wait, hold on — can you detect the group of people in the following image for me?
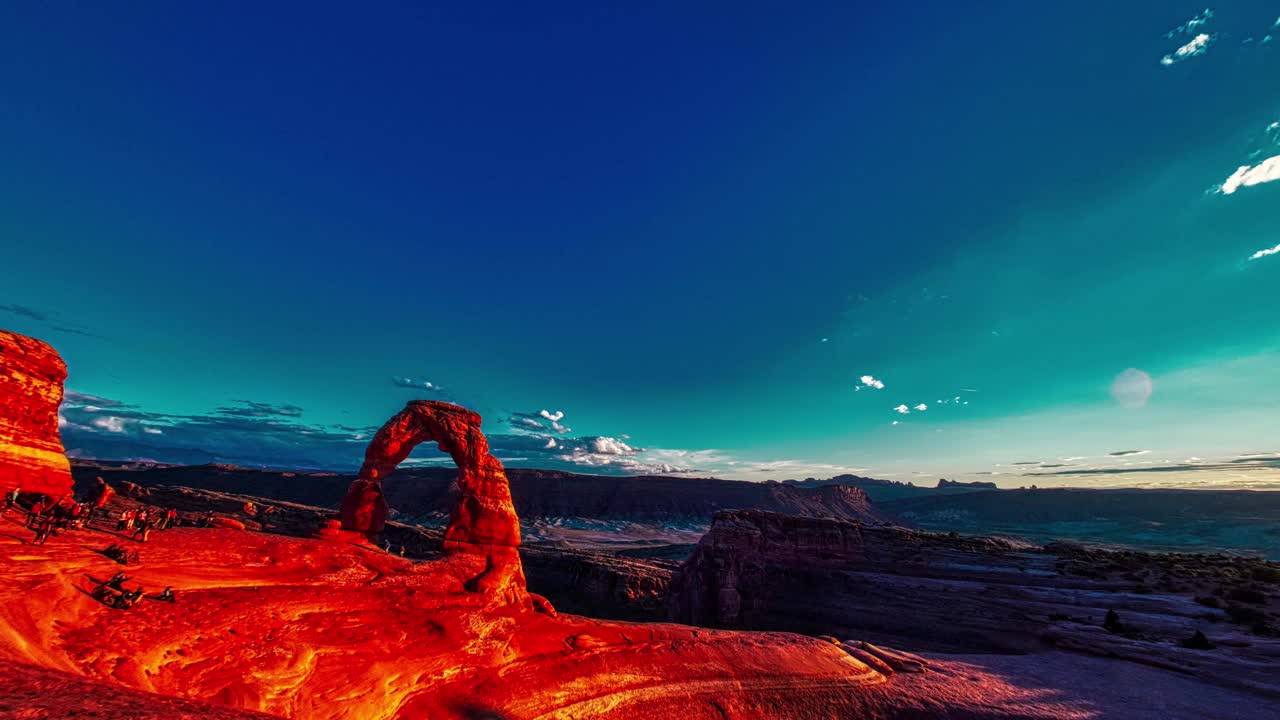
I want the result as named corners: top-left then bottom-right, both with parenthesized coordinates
top-left (21, 495), bottom-right (94, 545)
top-left (115, 506), bottom-right (180, 542)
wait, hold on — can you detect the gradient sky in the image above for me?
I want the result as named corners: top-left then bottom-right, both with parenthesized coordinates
top-left (3, 3), bottom-right (1280, 487)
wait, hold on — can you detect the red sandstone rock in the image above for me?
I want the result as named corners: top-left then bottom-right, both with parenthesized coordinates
top-left (0, 330), bottom-right (73, 500)
top-left (341, 401), bottom-right (526, 601)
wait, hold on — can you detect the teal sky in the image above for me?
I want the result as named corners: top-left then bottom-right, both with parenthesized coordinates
top-left (3, 3), bottom-right (1280, 487)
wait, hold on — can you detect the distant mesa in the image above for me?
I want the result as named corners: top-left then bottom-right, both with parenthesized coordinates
top-left (936, 478), bottom-right (996, 490)
top-left (0, 329), bottom-right (74, 499)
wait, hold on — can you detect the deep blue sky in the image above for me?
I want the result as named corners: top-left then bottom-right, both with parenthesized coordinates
top-left (4, 2), bottom-right (1280, 486)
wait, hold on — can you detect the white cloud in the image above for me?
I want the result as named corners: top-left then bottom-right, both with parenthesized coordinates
top-left (1160, 33), bottom-right (1213, 65)
top-left (914, 403), bottom-right (928, 411)
top-left (539, 409), bottom-right (565, 422)
top-left (513, 417), bottom-right (545, 430)
top-left (1249, 242), bottom-right (1280, 261)
top-left (551, 421), bottom-right (571, 434)
top-left (891, 420), bottom-right (900, 425)
top-left (92, 416), bottom-right (128, 433)
top-left (544, 438), bottom-right (557, 449)
top-left (893, 404), bottom-right (911, 414)
top-left (589, 436), bottom-right (635, 455)
top-left (1220, 154), bottom-right (1280, 194)
top-left (143, 427), bottom-right (163, 435)
top-left (859, 375), bottom-right (885, 390)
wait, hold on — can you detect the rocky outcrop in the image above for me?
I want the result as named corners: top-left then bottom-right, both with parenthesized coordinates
top-left (0, 330), bottom-right (72, 499)
top-left (669, 509), bottom-right (1280, 698)
top-left (521, 545), bottom-right (676, 621)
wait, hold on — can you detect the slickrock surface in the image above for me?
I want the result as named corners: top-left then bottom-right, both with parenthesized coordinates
top-left (669, 509), bottom-right (1280, 699)
top-left (0, 524), bottom-right (901, 719)
top-left (0, 330), bottom-right (73, 499)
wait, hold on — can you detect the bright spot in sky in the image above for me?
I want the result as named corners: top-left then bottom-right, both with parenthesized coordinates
top-left (1110, 368), bottom-right (1153, 409)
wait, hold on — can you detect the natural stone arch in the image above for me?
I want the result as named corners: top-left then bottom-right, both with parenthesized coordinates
top-left (338, 401), bottom-right (529, 601)
top-left (340, 400), bottom-right (520, 548)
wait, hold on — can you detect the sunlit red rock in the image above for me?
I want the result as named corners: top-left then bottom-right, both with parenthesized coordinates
top-left (0, 329), bottom-right (73, 499)
top-left (341, 400), bottom-right (527, 601)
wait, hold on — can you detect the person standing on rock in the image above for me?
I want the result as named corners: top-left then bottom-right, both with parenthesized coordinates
top-left (131, 516), bottom-right (153, 543)
top-left (1, 487), bottom-right (19, 516)
top-left (26, 496), bottom-right (46, 528)
top-left (32, 514), bottom-right (53, 545)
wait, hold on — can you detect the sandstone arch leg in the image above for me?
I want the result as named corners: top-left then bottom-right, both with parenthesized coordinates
top-left (339, 401), bottom-right (526, 601)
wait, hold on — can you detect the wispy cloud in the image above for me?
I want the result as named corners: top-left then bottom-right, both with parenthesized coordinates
top-left (391, 376), bottom-right (443, 392)
top-left (1249, 242), bottom-right (1280, 261)
top-left (0, 304), bottom-right (47, 321)
top-left (858, 375), bottom-right (885, 390)
top-left (0, 304), bottom-right (103, 339)
top-left (913, 403), bottom-right (928, 412)
top-left (1165, 8), bottom-right (1213, 38)
top-left (214, 400), bottom-right (304, 418)
top-left (1108, 449), bottom-right (1151, 457)
top-left (1160, 33), bottom-right (1213, 65)
top-left (893, 404), bottom-right (911, 414)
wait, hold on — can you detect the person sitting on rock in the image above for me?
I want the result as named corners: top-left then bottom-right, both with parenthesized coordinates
top-left (163, 508), bottom-right (178, 530)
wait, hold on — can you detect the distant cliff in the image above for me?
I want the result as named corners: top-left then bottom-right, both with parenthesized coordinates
top-left (70, 462), bottom-right (892, 526)
top-left (782, 473), bottom-right (996, 501)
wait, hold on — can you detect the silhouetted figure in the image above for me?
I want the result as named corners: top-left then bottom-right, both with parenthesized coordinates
top-left (157, 586), bottom-right (175, 602)
top-left (1103, 609), bottom-right (1125, 633)
top-left (1182, 630), bottom-right (1214, 650)
top-left (108, 571), bottom-right (129, 591)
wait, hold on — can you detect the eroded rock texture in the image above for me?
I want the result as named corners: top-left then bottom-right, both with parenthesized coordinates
top-left (670, 509), bottom-right (1280, 698)
top-left (341, 400), bottom-right (526, 600)
top-left (0, 330), bottom-right (72, 499)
